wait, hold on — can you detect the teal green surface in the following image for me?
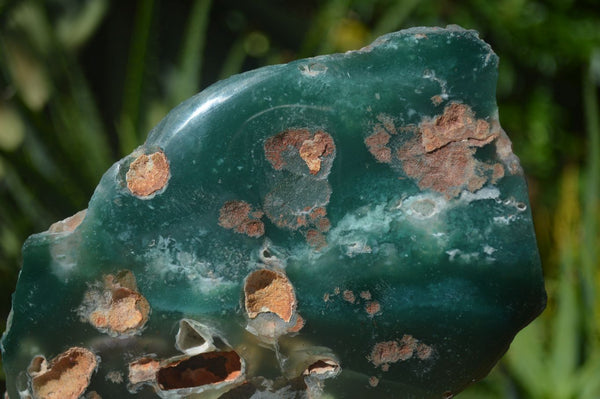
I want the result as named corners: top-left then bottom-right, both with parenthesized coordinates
top-left (1, 26), bottom-right (545, 398)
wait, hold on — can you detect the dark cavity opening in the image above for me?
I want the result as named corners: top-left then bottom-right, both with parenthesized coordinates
top-left (157, 351), bottom-right (242, 390)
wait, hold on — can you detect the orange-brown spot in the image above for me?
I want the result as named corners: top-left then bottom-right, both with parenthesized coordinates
top-left (157, 352), bottom-right (242, 390)
top-left (369, 335), bottom-right (432, 368)
top-left (244, 269), bottom-right (296, 323)
top-left (82, 270), bottom-right (150, 336)
top-left (391, 104), bottom-right (504, 197)
top-left (306, 229), bottom-right (327, 249)
top-left (420, 103), bottom-right (496, 153)
top-left (309, 207), bottom-right (327, 221)
top-left (264, 129), bottom-right (335, 175)
top-left (299, 132), bottom-right (335, 175)
top-left (416, 342), bottom-right (433, 360)
top-left (365, 301), bottom-right (381, 315)
top-left (370, 341), bottom-right (403, 367)
top-left (30, 347), bottom-right (97, 399)
top-left (218, 200), bottom-right (264, 238)
top-left (264, 129), bottom-right (312, 171)
top-left (365, 130), bottom-right (391, 163)
top-left (342, 290), bottom-right (355, 304)
top-left (398, 139), bottom-right (482, 198)
top-left (48, 209), bottom-right (87, 233)
top-left (491, 163), bottom-right (505, 182)
top-left (359, 291), bottom-right (372, 300)
top-left (368, 376), bottom-right (379, 387)
top-left (126, 151), bottom-right (170, 197)
top-left (316, 217), bottom-right (331, 232)
top-left (296, 215), bottom-right (308, 227)
top-left (90, 293), bottom-right (147, 333)
top-left (128, 357), bottom-right (160, 385)
top-left (431, 95), bottom-right (443, 106)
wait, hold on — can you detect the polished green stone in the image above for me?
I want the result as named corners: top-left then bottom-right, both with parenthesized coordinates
top-left (2, 26), bottom-right (546, 399)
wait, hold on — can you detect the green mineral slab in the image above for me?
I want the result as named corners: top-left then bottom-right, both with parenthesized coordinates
top-left (1, 26), bottom-right (546, 399)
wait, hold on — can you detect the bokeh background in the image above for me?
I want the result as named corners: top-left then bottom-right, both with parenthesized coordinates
top-left (0, 0), bottom-right (599, 397)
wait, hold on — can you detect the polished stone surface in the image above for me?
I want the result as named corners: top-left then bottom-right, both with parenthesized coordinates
top-left (2, 26), bottom-right (546, 399)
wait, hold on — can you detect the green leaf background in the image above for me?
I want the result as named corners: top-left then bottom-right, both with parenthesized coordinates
top-left (0, 1), bottom-right (599, 397)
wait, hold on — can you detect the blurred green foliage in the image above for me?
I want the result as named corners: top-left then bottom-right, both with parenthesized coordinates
top-left (0, 0), bottom-right (599, 397)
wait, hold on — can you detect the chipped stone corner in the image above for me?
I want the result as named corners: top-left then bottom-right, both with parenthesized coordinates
top-left (47, 209), bottom-right (87, 234)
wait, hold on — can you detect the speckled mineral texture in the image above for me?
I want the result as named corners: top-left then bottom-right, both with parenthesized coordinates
top-left (2, 26), bottom-right (545, 399)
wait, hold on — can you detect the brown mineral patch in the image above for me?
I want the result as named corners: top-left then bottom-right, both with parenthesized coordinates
top-left (359, 291), bottom-right (372, 300)
top-left (218, 200), bottom-right (264, 238)
top-left (218, 201), bottom-right (251, 229)
top-left (299, 131), bottom-right (335, 175)
top-left (296, 215), bottom-right (308, 227)
top-left (126, 151), bottom-right (170, 197)
top-left (85, 392), bottom-right (102, 399)
top-left (369, 335), bottom-right (432, 368)
top-left (244, 269), bottom-right (296, 323)
top-left (48, 209), bottom-right (87, 233)
top-left (381, 364), bottom-right (389, 372)
top-left (264, 129), bottom-right (311, 170)
top-left (342, 290), bottom-right (355, 304)
top-left (81, 270), bottom-right (150, 336)
top-left (323, 293), bottom-right (330, 302)
top-left (398, 139), bottom-right (483, 198)
top-left (242, 220), bottom-right (265, 238)
top-left (391, 103), bottom-right (504, 197)
top-left (365, 301), bottom-right (381, 315)
top-left (398, 335), bottom-right (417, 360)
top-left (368, 376), bottom-right (379, 387)
top-left (89, 292), bottom-right (148, 334)
top-left (303, 359), bottom-right (340, 377)
top-left (420, 103), bottom-right (496, 153)
top-left (309, 207), bottom-right (327, 221)
top-left (365, 130), bottom-right (391, 163)
top-left (30, 347), bottom-right (97, 399)
top-left (316, 217), bottom-right (331, 232)
top-left (492, 163), bottom-right (505, 182)
top-left (431, 95), bottom-right (443, 106)
top-left (416, 342), bottom-right (433, 360)
top-left (128, 357), bottom-right (160, 385)
top-left (370, 341), bottom-right (403, 367)
top-left (157, 352), bottom-right (242, 390)
top-left (306, 229), bottom-right (327, 249)
top-left (264, 129), bottom-right (334, 175)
